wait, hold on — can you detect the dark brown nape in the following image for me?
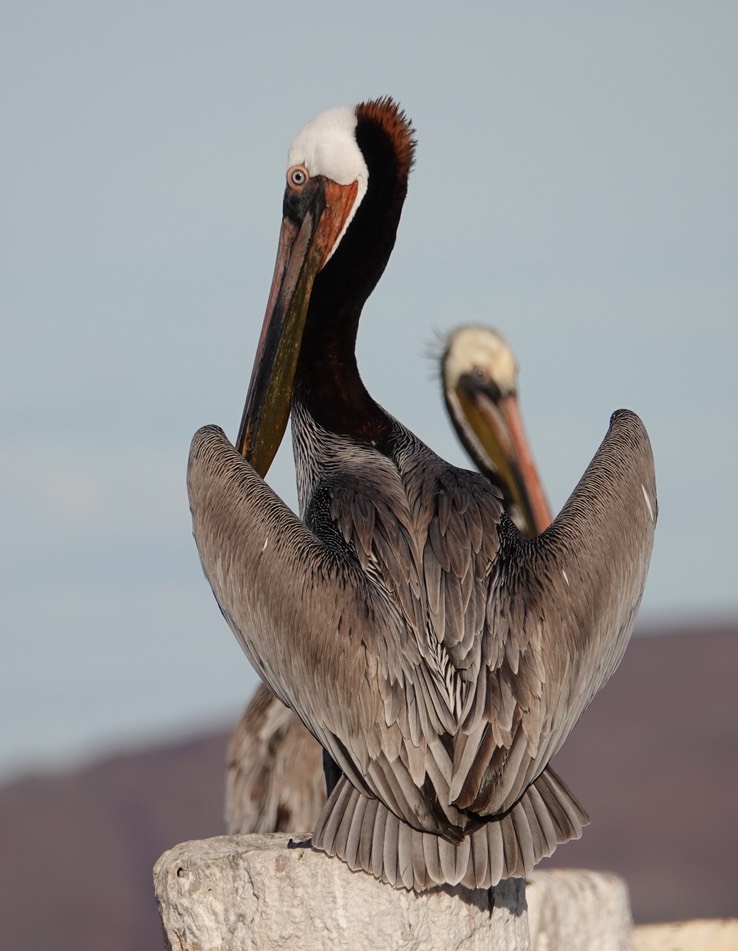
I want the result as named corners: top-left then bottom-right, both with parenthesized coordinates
top-left (356, 97), bottom-right (417, 183)
top-left (322, 96), bottom-right (416, 309)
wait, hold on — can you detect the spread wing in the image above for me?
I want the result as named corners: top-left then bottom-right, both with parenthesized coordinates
top-left (188, 408), bottom-right (656, 840)
top-left (449, 409), bottom-right (657, 815)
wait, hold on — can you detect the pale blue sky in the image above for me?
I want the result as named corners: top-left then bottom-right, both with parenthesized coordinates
top-left (2, 1), bottom-right (737, 779)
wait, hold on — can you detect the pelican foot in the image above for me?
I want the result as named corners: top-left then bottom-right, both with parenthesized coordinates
top-left (287, 835), bottom-right (312, 850)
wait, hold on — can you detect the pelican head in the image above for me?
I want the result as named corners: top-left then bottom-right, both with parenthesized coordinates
top-left (442, 325), bottom-right (551, 535)
top-left (236, 99), bottom-right (415, 475)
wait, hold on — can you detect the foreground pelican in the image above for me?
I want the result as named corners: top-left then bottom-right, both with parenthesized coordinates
top-left (189, 97), bottom-right (657, 890)
top-left (226, 325), bottom-right (551, 835)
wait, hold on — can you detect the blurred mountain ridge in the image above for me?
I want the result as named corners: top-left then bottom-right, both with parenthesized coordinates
top-left (2, 622), bottom-right (736, 951)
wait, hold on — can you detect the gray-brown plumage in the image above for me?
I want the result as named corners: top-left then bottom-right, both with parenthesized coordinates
top-left (226, 680), bottom-right (324, 834)
top-left (189, 98), bottom-right (657, 890)
top-left (226, 325), bottom-right (552, 835)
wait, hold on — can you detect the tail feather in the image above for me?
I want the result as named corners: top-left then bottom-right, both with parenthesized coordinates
top-left (312, 765), bottom-right (589, 891)
top-left (382, 810), bottom-right (401, 885)
top-left (483, 818), bottom-right (505, 886)
top-left (370, 801), bottom-right (387, 879)
top-left (318, 780), bottom-right (346, 848)
top-left (411, 827), bottom-right (427, 888)
top-left (440, 834), bottom-right (470, 885)
top-left (535, 767), bottom-right (589, 839)
top-left (334, 788), bottom-right (355, 860)
top-left (422, 827), bottom-right (442, 885)
top-left (397, 817), bottom-right (414, 889)
top-left (511, 800), bottom-right (535, 871)
top-left (499, 807), bottom-right (520, 875)
top-left (525, 776), bottom-right (558, 853)
top-left (344, 790), bottom-right (368, 868)
top-left (469, 824), bottom-right (488, 886)
top-left (359, 795), bottom-right (378, 871)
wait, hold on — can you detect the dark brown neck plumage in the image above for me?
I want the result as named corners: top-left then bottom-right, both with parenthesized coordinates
top-left (294, 98), bottom-right (416, 445)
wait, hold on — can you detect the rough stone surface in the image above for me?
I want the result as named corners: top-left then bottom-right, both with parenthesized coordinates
top-left (633, 918), bottom-right (738, 950)
top-left (526, 869), bottom-right (633, 951)
top-left (154, 835), bottom-right (640, 950)
top-left (154, 833), bottom-right (530, 951)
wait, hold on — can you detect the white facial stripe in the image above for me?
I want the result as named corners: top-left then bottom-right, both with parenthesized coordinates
top-left (287, 106), bottom-right (364, 183)
top-left (287, 105), bottom-right (369, 263)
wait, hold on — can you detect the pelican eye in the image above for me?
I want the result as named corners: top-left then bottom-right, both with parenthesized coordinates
top-left (472, 365), bottom-right (488, 382)
top-left (287, 165), bottom-right (309, 189)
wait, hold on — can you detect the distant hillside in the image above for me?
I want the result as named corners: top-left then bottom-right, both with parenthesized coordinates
top-left (1, 623), bottom-right (736, 951)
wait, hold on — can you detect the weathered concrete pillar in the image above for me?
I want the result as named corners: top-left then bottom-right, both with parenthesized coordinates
top-left (526, 868), bottom-right (633, 951)
top-left (154, 833), bottom-right (634, 951)
top-left (154, 834), bottom-right (529, 950)
top-left (633, 919), bottom-right (738, 950)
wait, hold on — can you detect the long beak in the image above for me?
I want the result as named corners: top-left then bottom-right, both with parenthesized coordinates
top-left (453, 383), bottom-right (551, 536)
top-left (235, 178), bottom-right (358, 476)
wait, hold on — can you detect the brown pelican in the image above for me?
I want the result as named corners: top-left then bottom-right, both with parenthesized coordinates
top-left (441, 325), bottom-right (551, 535)
top-left (226, 680), bottom-right (325, 834)
top-left (226, 324), bottom-right (551, 835)
top-left (188, 97), bottom-right (657, 890)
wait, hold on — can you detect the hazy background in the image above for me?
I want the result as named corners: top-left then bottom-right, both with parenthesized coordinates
top-left (2, 1), bottom-right (736, 782)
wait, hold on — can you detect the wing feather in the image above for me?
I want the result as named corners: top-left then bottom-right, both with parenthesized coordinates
top-left (450, 409), bottom-right (656, 815)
